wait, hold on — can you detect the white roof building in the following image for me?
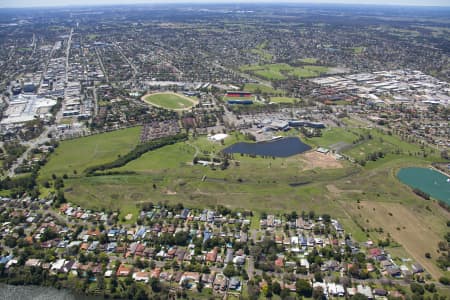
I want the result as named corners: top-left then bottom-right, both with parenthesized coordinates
top-left (1, 94), bottom-right (56, 127)
top-left (51, 259), bottom-right (66, 271)
top-left (208, 133), bottom-right (228, 142)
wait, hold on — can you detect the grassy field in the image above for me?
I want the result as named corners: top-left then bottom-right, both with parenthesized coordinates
top-left (304, 127), bottom-right (441, 168)
top-left (342, 200), bottom-right (446, 279)
top-left (340, 117), bottom-right (369, 128)
top-left (342, 129), bottom-right (442, 169)
top-left (38, 120), bottom-right (449, 277)
top-left (240, 63), bottom-right (329, 81)
top-left (250, 41), bottom-right (273, 61)
top-left (142, 92), bottom-right (197, 110)
top-left (54, 132), bottom-right (354, 216)
top-left (299, 58), bottom-right (318, 64)
top-left (42, 127), bottom-right (442, 213)
top-left (330, 153), bottom-right (448, 279)
top-left (352, 46), bottom-right (365, 54)
top-left (250, 48), bottom-right (273, 61)
top-left (251, 64), bottom-right (290, 80)
top-left (303, 127), bottom-right (360, 148)
top-left (38, 126), bottom-right (141, 181)
top-left (86, 34), bottom-right (98, 40)
top-left (289, 65), bottom-right (328, 78)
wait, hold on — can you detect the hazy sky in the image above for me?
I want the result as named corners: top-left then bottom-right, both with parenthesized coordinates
top-left (1, 0), bottom-right (449, 8)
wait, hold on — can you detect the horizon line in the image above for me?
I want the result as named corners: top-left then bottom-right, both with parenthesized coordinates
top-left (1, 1), bottom-right (450, 9)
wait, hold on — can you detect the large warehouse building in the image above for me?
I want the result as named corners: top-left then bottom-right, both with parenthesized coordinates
top-left (1, 94), bottom-right (57, 130)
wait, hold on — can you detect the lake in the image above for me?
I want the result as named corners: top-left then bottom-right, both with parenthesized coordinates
top-left (397, 167), bottom-right (450, 205)
top-left (223, 137), bottom-right (311, 158)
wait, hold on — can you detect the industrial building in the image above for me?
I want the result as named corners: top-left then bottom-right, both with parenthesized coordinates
top-left (0, 94), bottom-right (56, 129)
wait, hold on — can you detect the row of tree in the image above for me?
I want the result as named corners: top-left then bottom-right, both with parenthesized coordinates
top-left (84, 133), bottom-right (187, 175)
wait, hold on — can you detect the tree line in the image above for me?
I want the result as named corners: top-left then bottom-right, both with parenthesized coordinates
top-left (84, 133), bottom-right (188, 175)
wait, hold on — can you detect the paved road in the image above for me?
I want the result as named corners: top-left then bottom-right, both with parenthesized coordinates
top-left (95, 46), bottom-right (109, 83)
top-left (250, 229), bottom-right (258, 242)
top-left (113, 42), bottom-right (138, 78)
top-left (65, 28), bottom-right (73, 84)
top-left (93, 85), bottom-right (98, 117)
top-left (247, 256), bottom-right (255, 280)
top-left (7, 125), bottom-right (54, 177)
top-left (186, 141), bottom-right (200, 158)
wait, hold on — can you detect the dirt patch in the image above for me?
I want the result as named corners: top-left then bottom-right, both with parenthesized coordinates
top-left (346, 201), bottom-right (444, 279)
top-left (164, 189), bottom-right (177, 195)
top-left (301, 151), bottom-right (343, 170)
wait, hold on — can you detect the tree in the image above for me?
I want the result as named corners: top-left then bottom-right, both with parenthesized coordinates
top-left (314, 271), bottom-right (323, 282)
top-left (296, 279), bottom-right (312, 297)
top-left (124, 273), bottom-right (134, 285)
top-left (174, 231), bottom-right (190, 246)
top-left (352, 293), bottom-right (369, 300)
top-left (273, 281), bottom-right (281, 295)
top-left (247, 280), bottom-right (261, 300)
top-left (410, 282), bottom-right (425, 295)
top-left (438, 277), bottom-right (449, 285)
top-left (197, 280), bottom-right (204, 292)
top-left (223, 263), bottom-right (237, 278)
top-left (280, 288), bottom-right (291, 299)
top-left (99, 233), bottom-right (108, 244)
top-left (313, 287), bottom-right (326, 300)
top-left (111, 273), bottom-right (118, 288)
top-left (4, 235), bottom-right (17, 248)
top-left (40, 227), bottom-right (57, 242)
top-left (150, 277), bottom-right (162, 292)
top-left (424, 283), bottom-right (436, 293)
top-left (134, 288), bottom-right (148, 300)
top-left (96, 274), bottom-right (105, 290)
top-left (262, 283), bottom-right (273, 298)
top-left (55, 189), bottom-right (66, 206)
top-left (17, 227), bottom-right (25, 237)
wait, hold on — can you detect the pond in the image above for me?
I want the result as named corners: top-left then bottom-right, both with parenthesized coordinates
top-left (397, 167), bottom-right (450, 205)
top-left (223, 137), bottom-right (311, 158)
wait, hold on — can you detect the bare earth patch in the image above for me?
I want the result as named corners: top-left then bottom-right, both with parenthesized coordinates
top-left (164, 189), bottom-right (177, 195)
top-left (301, 151), bottom-right (343, 170)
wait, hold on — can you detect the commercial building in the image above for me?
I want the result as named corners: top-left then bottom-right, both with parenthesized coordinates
top-left (1, 94), bottom-right (56, 129)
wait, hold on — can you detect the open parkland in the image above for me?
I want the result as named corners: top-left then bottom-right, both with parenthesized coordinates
top-left (36, 119), bottom-right (450, 285)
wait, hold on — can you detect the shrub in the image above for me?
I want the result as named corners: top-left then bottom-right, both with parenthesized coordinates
top-left (439, 277), bottom-right (449, 285)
